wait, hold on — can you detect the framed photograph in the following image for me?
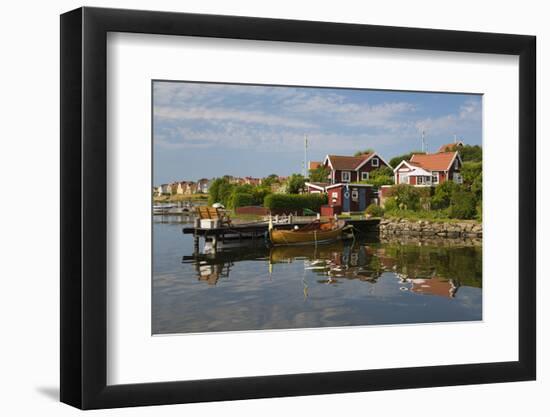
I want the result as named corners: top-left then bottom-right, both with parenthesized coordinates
top-left (60, 7), bottom-right (536, 409)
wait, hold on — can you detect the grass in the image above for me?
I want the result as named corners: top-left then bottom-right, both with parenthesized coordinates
top-left (153, 194), bottom-right (208, 203)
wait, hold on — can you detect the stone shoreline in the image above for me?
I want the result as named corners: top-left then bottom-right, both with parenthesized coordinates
top-left (379, 218), bottom-right (482, 239)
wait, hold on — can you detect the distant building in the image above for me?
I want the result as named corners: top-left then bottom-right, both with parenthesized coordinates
top-left (243, 176), bottom-right (261, 186)
top-left (393, 151), bottom-right (462, 186)
top-left (158, 184), bottom-right (171, 195)
top-left (438, 140), bottom-right (464, 153)
top-left (196, 178), bottom-right (211, 193)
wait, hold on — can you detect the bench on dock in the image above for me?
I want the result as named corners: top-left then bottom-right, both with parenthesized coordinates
top-left (197, 206), bottom-right (232, 227)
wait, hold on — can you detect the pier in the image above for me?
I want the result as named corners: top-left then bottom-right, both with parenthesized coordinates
top-left (182, 217), bottom-right (380, 253)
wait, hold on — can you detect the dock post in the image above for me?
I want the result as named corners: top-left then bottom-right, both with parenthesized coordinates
top-left (316, 213), bottom-right (320, 220)
top-left (193, 217), bottom-right (200, 255)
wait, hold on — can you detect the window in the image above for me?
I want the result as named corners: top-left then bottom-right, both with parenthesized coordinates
top-left (351, 190), bottom-right (359, 201)
top-left (453, 173), bottom-right (463, 184)
top-left (432, 172), bottom-right (439, 184)
top-left (417, 176), bottom-right (425, 185)
top-left (331, 192), bottom-right (338, 199)
top-left (341, 171), bottom-right (351, 182)
top-left (371, 157), bottom-right (379, 167)
top-left (399, 173), bottom-right (409, 184)
top-left (361, 171), bottom-right (369, 181)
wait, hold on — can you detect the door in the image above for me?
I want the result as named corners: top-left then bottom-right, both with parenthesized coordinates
top-left (342, 186), bottom-right (350, 212)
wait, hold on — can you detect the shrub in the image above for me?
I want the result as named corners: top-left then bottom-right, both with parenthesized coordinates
top-left (449, 187), bottom-right (477, 219)
top-left (264, 193), bottom-right (327, 212)
top-left (431, 181), bottom-right (458, 210)
top-left (392, 184), bottom-right (422, 211)
top-left (229, 193), bottom-right (255, 209)
top-left (286, 174), bottom-right (306, 194)
top-left (365, 204), bottom-right (384, 217)
top-left (383, 197), bottom-right (398, 212)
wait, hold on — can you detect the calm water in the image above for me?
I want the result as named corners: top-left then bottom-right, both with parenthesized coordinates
top-left (153, 217), bottom-right (482, 334)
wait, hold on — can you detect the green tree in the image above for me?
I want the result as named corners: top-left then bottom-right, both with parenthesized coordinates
top-left (431, 181), bottom-right (458, 210)
top-left (262, 174), bottom-right (279, 188)
top-left (286, 174), bottom-right (306, 194)
top-left (362, 166), bottom-right (394, 186)
top-left (389, 151), bottom-right (425, 168)
top-left (308, 165), bottom-right (330, 182)
top-left (354, 148), bottom-right (374, 156)
top-left (392, 184), bottom-right (421, 211)
top-left (460, 144), bottom-right (482, 162)
top-left (449, 186), bottom-right (477, 219)
top-left (208, 178), bottom-right (235, 206)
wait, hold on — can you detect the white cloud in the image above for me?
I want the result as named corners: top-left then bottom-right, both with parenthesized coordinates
top-left (154, 106), bottom-right (316, 129)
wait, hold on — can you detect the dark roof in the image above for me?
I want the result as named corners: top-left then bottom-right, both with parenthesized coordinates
top-left (327, 153), bottom-right (372, 170)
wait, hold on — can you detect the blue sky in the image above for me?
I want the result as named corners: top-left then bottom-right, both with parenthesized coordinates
top-left (153, 81), bottom-right (482, 184)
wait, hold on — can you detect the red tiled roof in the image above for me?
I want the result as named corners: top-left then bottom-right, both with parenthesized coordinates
top-left (438, 141), bottom-right (463, 153)
top-left (309, 161), bottom-right (322, 170)
top-left (327, 153), bottom-right (372, 170)
top-left (409, 152), bottom-right (457, 171)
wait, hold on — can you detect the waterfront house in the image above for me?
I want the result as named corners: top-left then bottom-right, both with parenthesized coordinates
top-left (310, 152), bottom-right (391, 184)
top-left (159, 184), bottom-right (171, 195)
top-left (196, 178), bottom-right (210, 194)
top-left (304, 181), bottom-right (377, 213)
top-left (243, 176), bottom-right (262, 186)
top-left (393, 151), bottom-right (462, 186)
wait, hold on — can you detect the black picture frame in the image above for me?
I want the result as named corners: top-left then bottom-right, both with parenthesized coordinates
top-left (60, 6), bottom-right (536, 410)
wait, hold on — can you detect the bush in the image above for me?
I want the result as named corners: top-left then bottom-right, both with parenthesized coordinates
top-left (431, 181), bottom-right (458, 210)
top-left (229, 193), bottom-right (255, 209)
top-left (449, 187), bottom-right (477, 219)
top-left (286, 174), bottom-right (306, 194)
top-left (264, 193), bottom-right (327, 212)
top-left (383, 197), bottom-right (398, 212)
top-left (365, 204), bottom-right (384, 217)
top-left (392, 184), bottom-right (422, 211)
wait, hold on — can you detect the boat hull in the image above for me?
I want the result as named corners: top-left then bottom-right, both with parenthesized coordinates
top-left (269, 223), bottom-right (346, 246)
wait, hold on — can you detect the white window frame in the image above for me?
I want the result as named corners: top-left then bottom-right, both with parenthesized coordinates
top-left (453, 172), bottom-right (463, 184)
top-left (371, 157), bottom-right (379, 167)
top-left (398, 173), bottom-right (409, 184)
top-left (432, 172), bottom-right (439, 184)
top-left (417, 176), bottom-right (425, 185)
top-left (341, 171), bottom-right (351, 182)
top-left (351, 190), bottom-right (359, 201)
top-left (361, 171), bottom-right (369, 181)
top-left (331, 191), bottom-right (338, 199)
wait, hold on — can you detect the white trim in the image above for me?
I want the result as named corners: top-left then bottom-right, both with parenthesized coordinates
top-left (392, 159), bottom-right (416, 173)
top-left (341, 171), bottom-right (351, 182)
top-left (355, 152), bottom-right (391, 171)
top-left (325, 182), bottom-right (373, 190)
top-left (444, 151), bottom-right (461, 172)
top-left (371, 157), bottom-right (379, 167)
top-left (323, 155), bottom-right (334, 170)
top-left (361, 171), bottom-right (369, 181)
top-left (304, 182), bottom-right (327, 192)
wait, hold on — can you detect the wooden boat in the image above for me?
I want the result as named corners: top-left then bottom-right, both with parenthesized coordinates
top-left (268, 219), bottom-right (348, 246)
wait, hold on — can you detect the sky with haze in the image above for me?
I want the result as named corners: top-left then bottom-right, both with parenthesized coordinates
top-left (153, 81), bottom-right (482, 185)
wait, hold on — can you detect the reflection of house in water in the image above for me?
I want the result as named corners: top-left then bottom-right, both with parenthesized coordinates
top-left (397, 273), bottom-right (458, 298)
top-left (181, 238), bottom-right (478, 299)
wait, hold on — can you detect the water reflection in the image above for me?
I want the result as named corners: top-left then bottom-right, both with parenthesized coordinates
top-left (154, 221), bottom-right (481, 334)
top-left (181, 238), bottom-right (481, 299)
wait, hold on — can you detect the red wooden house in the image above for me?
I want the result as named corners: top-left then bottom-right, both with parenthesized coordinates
top-left (393, 151), bottom-right (463, 186)
top-left (309, 152), bottom-right (391, 184)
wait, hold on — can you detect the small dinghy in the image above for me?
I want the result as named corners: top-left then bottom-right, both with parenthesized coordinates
top-left (268, 219), bottom-right (348, 246)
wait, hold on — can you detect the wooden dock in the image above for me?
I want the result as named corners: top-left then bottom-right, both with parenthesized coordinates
top-left (183, 218), bottom-right (380, 253)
